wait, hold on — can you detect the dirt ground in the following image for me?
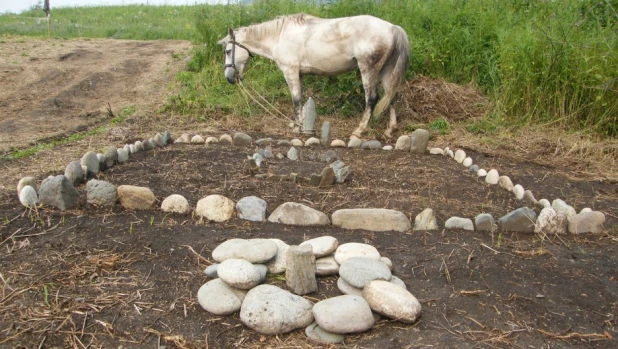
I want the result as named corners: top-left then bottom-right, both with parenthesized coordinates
top-left (0, 37), bottom-right (618, 349)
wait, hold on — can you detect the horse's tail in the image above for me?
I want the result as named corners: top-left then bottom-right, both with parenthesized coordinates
top-left (373, 25), bottom-right (410, 117)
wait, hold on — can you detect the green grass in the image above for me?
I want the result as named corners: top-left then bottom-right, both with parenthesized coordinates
top-left (1, 0), bottom-right (617, 138)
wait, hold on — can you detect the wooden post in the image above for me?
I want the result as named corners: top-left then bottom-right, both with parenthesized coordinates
top-left (43, 0), bottom-right (51, 38)
top-left (286, 245), bottom-right (317, 295)
top-left (47, 14), bottom-right (51, 38)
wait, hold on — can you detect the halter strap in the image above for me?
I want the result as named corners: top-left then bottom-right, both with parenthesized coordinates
top-left (224, 30), bottom-right (253, 71)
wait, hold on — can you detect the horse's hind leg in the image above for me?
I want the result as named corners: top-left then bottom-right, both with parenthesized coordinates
top-left (282, 68), bottom-right (303, 132)
top-left (384, 105), bottom-right (397, 139)
top-left (351, 70), bottom-right (379, 139)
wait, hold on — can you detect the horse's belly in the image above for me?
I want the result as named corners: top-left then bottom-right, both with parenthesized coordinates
top-left (300, 58), bottom-right (357, 76)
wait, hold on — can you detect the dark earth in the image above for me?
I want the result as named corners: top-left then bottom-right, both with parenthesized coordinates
top-left (1, 139), bottom-right (618, 348)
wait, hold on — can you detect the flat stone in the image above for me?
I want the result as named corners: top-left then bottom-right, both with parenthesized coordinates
top-left (362, 280), bottom-right (422, 323)
top-left (312, 295), bottom-right (374, 334)
top-left (315, 256), bottom-right (339, 276)
top-left (330, 139), bottom-right (346, 147)
top-left (19, 185), bottom-right (38, 207)
top-left (382, 145), bottom-right (393, 150)
top-left (568, 211), bottom-right (605, 234)
top-left (332, 208), bottom-right (410, 232)
top-left (454, 149), bottom-right (466, 163)
top-left (319, 150), bottom-right (338, 163)
top-left (320, 122), bottom-right (332, 146)
top-left (347, 137), bottom-right (362, 149)
top-left (212, 238), bottom-right (279, 264)
top-left (255, 138), bottom-right (273, 146)
top-left (86, 180), bottom-right (117, 207)
top-left (513, 184), bottom-right (525, 200)
top-left (219, 134), bottom-right (233, 144)
top-left (191, 135), bottom-right (205, 144)
top-left (360, 140), bottom-right (382, 150)
top-left (197, 279), bottom-right (247, 316)
top-left (287, 147), bottom-right (299, 160)
top-left (204, 264), bottom-right (218, 278)
top-left (497, 176), bottom-right (514, 191)
top-left (218, 259), bottom-right (263, 289)
top-left (174, 133), bottom-right (190, 144)
top-left (268, 202), bottom-right (330, 226)
top-left (390, 275), bottom-right (407, 289)
top-left (161, 194), bottom-right (191, 214)
top-left (535, 207), bottom-right (568, 235)
top-left (475, 213), bottom-right (495, 232)
top-left (266, 239), bottom-right (289, 274)
top-left (277, 140), bottom-right (292, 146)
top-left (117, 185), bottom-right (155, 210)
top-left (498, 207), bottom-right (537, 233)
top-left (305, 137), bottom-right (320, 146)
top-left (337, 277), bottom-right (363, 296)
top-left (240, 285), bottom-right (314, 335)
top-left (291, 138), bottom-right (304, 147)
top-left (409, 129), bottom-right (429, 153)
top-left (429, 147), bottom-right (444, 155)
top-left (445, 217), bottom-right (474, 231)
top-left (195, 195), bottom-right (235, 222)
top-left (39, 175), bottom-right (80, 210)
top-left (414, 208), bottom-right (438, 231)
top-left (236, 196), bottom-right (267, 222)
top-left (116, 148), bottom-right (129, 163)
top-left (305, 322), bottom-right (345, 345)
top-left (334, 243), bottom-right (381, 265)
top-left (485, 169), bottom-right (499, 184)
top-left (64, 161), bottom-right (84, 185)
top-left (300, 236), bottom-right (339, 258)
top-left (233, 132), bottom-right (252, 146)
top-left (81, 151), bottom-right (99, 176)
top-left (17, 176), bottom-right (37, 196)
top-left (339, 257), bottom-right (392, 288)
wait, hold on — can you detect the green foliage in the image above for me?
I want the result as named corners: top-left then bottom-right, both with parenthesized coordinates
top-left (428, 117), bottom-right (450, 134)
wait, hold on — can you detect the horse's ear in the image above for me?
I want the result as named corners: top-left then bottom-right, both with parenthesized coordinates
top-left (228, 27), bottom-right (234, 37)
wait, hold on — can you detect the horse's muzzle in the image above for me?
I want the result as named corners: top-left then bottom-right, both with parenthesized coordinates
top-left (224, 67), bottom-right (236, 84)
top-left (226, 76), bottom-right (236, 84)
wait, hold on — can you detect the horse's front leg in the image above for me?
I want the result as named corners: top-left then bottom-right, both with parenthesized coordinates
top-left (282, 68), bottom-right (303, 132)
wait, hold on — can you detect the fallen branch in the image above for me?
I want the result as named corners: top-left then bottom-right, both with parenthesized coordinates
top-left (537, 328), bottom-right (610, 340)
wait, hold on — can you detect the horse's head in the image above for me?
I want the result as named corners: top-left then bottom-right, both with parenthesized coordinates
top-left (218, 28), bottom-right (252, 84)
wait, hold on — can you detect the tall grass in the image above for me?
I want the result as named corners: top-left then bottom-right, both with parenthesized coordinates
top-left (1, 0), bottom-right (616, 137)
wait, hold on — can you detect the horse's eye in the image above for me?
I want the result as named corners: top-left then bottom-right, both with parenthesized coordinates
top-left (225, 49), bottom-right (231, 55)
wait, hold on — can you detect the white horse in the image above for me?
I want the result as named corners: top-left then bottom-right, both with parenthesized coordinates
top-left (218, 13), bottom-right (410, 139)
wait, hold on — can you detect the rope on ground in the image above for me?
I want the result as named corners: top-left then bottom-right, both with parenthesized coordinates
top-left (237, 79), bottom-right (293, 123)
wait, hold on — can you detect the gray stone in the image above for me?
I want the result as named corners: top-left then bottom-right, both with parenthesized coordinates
top-left (498, 207), bottom-right (537, 233)
top-left (240, 285), bottom-right (314, 335)
top-left (268, 202), bottom-right (330, 226)
top-left (153, 133), bottom-right (165, 147)
top-left (330, 160), bottom-right (351, 183)
top-left (454, 149), bottom-right (466, 163)
top-left (300, 236), bottom-right (339, 258)
top-left (129, 144), bottom-right (137, 153)
top-left (330, 139), bottom-right (346, 147)
top-left (163, 130), bottom-right (172, 145)
top-left (320, 122), bottom-right (332, 146)
top-left (334, 243), bottom-right (381, 265)
top-left (123, 144), bottom-right (131, 153)
top-left (252, 153), bottom-right (264, 167)
top-left (277, 140), bottom-right (292, 146)
top-left (142, 139), bottom-right (154, 151)
top-left (395, 136), bottom-right (411, 151)
top-left (535, 207), bottom-right (568, 235)
top-left (513, 184), bottom-right (525, 200)
top-left (233, 132), bottom-right (252, 146)
top-left (17, 176), bottom-right (37, 196)
top-left (332, 208), bottom-right (411, 232)
top-left (262, 146), bottom-right (273, 158)
top-left (161, 194), bottom-right (191, 214)
top-left (195, 195), bottom-right (235, 222)
top-left (475, 213), bottom-right (495, 232)
top-left (96, 153), bottom-right (107, 171)
top-left (117, 148), bottom-right (129, 163)
top-left (204, 264), bottom-right (219, 278)
top-left (469, 164), bottom-right (479, 173)
top-left (305, 322), bottom-right (345, 345)
top-left (117, 185), bottom-right (155, 210)
top-left (255, 138), bottom-right (273, 146)
top-left (134, 140), bottom-right (145, 152)
top-left (197, 278), bottom-right (247, 316)
top-left (414, 208), bottom-right (438, 231)
top-left (39, 175), bottom-right (80, 210)
top-left (409, 129), bottom-right (429, 153)
top-left (360, 140), bottom-right (382, 150)
top-left (445, 217), bottom-right (474, 231)
top-left (552, 199), bottom-right (577, 219)
top-left (81, 151), bottom-right (99, 176)
top-left (285, 245), bottom-right (318, 295)
top-left (287, 147), bottom-right (299, 160)
top-left (218, 259), bottom-right (263, 290)
top-left (498, 176), bottom-right (514, 191)
top-left (302, 97), bottom-right (317, 135)
top-left (316, 256), bottom-right (339, 276)
top-left (485, 169), bottom-right (499, 184)
top-left (339, 257), bottom-right (392, 289)
top-left (319, 150), bottom-right (338, 163)
top-left (86, 180), bottom-right (117, 207)
top-left (347, 137), bottom-right (362, 149)
top-left (212, 238), bottom-right (279, 264)
top-left (390, 275), bottom-right (407, 289)
top-left (265, 239), bottom-right (289, 274)
top-left (568, 211), bottom-right (605, 234)
top-left (64, 161), bottom-right (84, 185)
top-left (337, 277), bottom-right (363, 296)
top-left (254, 264), bottom-right (268, 281)
top-left (236, 196), bottom-right (267, 222)
top-left (312, 295), bottom-right (374, 334)
top-left (362, 280), bottom-right (422, 323)
top-left (523, 190), bottom-right (538, 205)
top-left (19, 185), bottom-right (38, 207)
top-left (104, 147), bottom-right (118, 168)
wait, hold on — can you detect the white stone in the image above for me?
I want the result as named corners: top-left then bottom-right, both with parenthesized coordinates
top-left (429, 147), bottom-right (444, 155)
top-left (331, 208), bottom-right (410, 232)
top-left (265, 239), bottom-right (289, 274)
top-left (17, 176), bottom-right (37, 196)
top-left (240, 285), bottom-right (314, 335)
top-left (380, 257), bottom-right (393, 270)
top-left (191, 135), bottom-right (205, 144)
top-left (330, 139), bottom-right (346, 147)
top-left (347, 137), bottom-right (362, 148)
top-left (513, 184), bottom-right (525, 200)
top-left (161, 194), bottom-right (191, 214)
top-left (395, 136), bottom-right (411, 151)
top-left (445, 217), bottom-right (474, 231)
top-left (414, 208), bottom-right (438, 231)
top-left (219, 134), bottom-right (233, 144)
top-left (454, 149), bottom-right (466, 163)
top-left (568, 211), bottom-right (605, 234)
top-left (462, 157), bottom-right (473, 167)
top-left (538, 199), bottom-right (551, 208)
top-left (287, 147), bottom-right (299, 160)
top-left (300, 236), bottom-right (339, 258)
top-left (334, 243), bottom-right (381, 265)
top-left (205, 136), bottom-right (219, 144)
top-left (212, 238), bottom-right (279, 264)
top-left (116, 148), bottom-right (129, 163)
top-left (477, 169), bottom-right (487, 177)
top-left (197, 279), bottom-right (247, 316)
top-left (535, 207), bottom-right (568, 235)
top-left (218, 259), bottom-right (263, 289)
top-left (362, 280), bottom-right (422, 323)
top-left (337, 277), bottom-right (363, 296)
top-left (236, 196), bottom-right (267, 222)
top-left (312, 295), bottom-right (374, 334)
top-left (446, 149), bottom-right (454, 158)
top-left (291, 138), bottom-right (304, 147)
top-left (267, 202), bottom-right (330, 226)
top-left (19, 185), bottom-right (38, 207)
top-left (552, 199), bottom-right (577, 220)
top-left (498, 176), bottom-right (514, 191)
top-left (195, 195), bottom-right (235, 222)
top-left (339, 257), bottom-right (392, 288)
top-left (382, 145), bottom-right (393, 151)
top-left (316, 256), bottom-right (339, 276)
top-left (485, 169), bottom-right (499, 184)
top-left (304, 137), bottom-right (320, 146)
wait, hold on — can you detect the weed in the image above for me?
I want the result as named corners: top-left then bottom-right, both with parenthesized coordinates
top-left (42, 284), bottom-right (50, 306)
top-left (428, 117), bottom-right (449, 134)
top-left (129, 221), bottom-right (133, 234)
top-left (149, 216), bottom-right (154, 226)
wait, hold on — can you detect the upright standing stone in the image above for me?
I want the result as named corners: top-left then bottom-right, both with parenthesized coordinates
top-left (286, 245), bottom-right (318, 295)
top-left (39, 175), bottom-right (81, 210)
top-left (64, 161), bottom-right (84, 185)
top-left (320, 121), bottom-right (331, 146)
top-left (302, 97), bottom-right (317, 136)
top-left (409, 129), bottom-right (429, 153)
top-left (17, 176), bottom-right (37, 196)
top-left (81, 151), bottom-right (99, 177)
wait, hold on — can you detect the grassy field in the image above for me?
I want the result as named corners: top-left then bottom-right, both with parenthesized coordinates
top-left (2, 0), bottom-right (617, 137)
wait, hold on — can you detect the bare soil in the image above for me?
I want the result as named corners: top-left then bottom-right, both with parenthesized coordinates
top-left (0, 38), bottom-right (617, 349)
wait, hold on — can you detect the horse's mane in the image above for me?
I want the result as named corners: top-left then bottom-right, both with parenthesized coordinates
top-left (241, 13), bottom-right (319, 41)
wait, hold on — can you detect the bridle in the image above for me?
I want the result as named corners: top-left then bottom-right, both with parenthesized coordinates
top-left (224, 29), bottom-right (254, 72)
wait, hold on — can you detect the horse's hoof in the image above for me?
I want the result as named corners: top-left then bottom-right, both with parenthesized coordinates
top-left (292, 126), bottom-right (301, 134)
top-left (288, 122), bottom-right (296, 129)
top-left (382, 132), bottom-right (393, 140)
